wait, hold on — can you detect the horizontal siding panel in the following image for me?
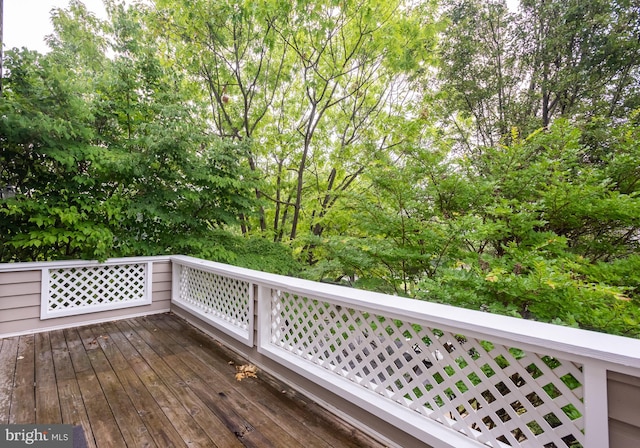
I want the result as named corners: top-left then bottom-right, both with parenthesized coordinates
top-left (0, 293), bottom-right (40, 310)
top-left (609, 371), bottom-right (640, 387)
top-left (1, 317), bottom-right (42, 336)
top-left (152, 271), bottom-right (172, 283)
top-left (152, 290), bottom-right (171, 302)
top-left (610, 419), bottom-right (640, 448)
top-left (152, 281), bottom-right (171, 293)
top-left (152, 261), bottom-right (172, 273)
top-left (608, 371), bottom-right (640, 428)
top-left (0, 270), bottom-right (41, 285)
top-left (1, 305), bottom-right (40, 322)
top-left (0, 282), bottom-right (41, 298)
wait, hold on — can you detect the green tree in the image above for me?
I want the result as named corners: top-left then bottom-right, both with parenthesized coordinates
top-left (438, 0), bottom-right (640, 146)
top-left (0, 48), bottom-right (116, 261)
top-left (339, 120), bottom-right (640, 336)
top-left (0, 1), bottom-right (258, 261)
top-left (90, 1), bottom-right (257, 257)
top-left (438, 0), bottom-right (520, 147)
top-left (153, 0), bottom-right (294, 233)
top-left (154, 0), bottom-right (438, 246)
top-left (518, 0), bottom-right (640, 125)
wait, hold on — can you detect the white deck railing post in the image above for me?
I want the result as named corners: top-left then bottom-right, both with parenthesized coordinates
top-left (256, 284), bottom-right (272, 352)
top-left (171, 259), bottom-right (182, 304)
top-left (39, 267), bottom-right (50, 320)
top-left (145, 261), bottom-right (153, 303)
top-left (583, 361), bottom-right (610, 448)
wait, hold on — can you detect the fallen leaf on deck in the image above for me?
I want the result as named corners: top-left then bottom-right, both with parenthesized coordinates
top-left (235, 364), bottom-right (258, 381)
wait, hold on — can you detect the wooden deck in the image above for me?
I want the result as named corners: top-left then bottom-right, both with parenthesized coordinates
top-left (0, 313), bottom-right (387, 448)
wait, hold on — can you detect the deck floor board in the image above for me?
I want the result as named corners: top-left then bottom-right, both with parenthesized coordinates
top-left (0, 337), bottom-right (19, 423)
top-left (0, 313), bottom-right (387, 447)
top-left (11, 335), bottom-right (36, 424)
top-left (148, 314), bottom-right (369, 448)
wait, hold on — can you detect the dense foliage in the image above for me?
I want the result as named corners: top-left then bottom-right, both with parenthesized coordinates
top-left (1, 0), bottom-right (639, 336)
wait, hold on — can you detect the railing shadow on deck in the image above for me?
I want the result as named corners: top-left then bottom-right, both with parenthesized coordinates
top-left (2, 255), bottom-right (640, 448)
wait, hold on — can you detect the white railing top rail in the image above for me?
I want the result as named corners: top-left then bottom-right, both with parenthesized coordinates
top-left (171, 255), bottom-right (640, 373)
top-left (0, 255), bottom-right (171, 273)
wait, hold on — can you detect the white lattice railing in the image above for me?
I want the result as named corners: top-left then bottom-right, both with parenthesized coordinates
top-left (267, 290), bottom-right (583, 448)
top-left (171, 259), bottom-right (254, 345)
top-left (170, 255), bottom-right (640, 448)
top-left (40, 259), bottom-right (154, 319)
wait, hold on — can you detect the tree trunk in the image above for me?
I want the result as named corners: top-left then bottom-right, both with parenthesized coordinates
top-left (289, 140), bottom-right (309, 240)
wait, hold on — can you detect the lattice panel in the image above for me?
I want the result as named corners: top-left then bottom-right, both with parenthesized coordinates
top-left (270, 290), bottom-right (585, 448)
top-left (47, 264), bottom-right (147, 316)
top-left (178, 266), bottom-right (251, 331)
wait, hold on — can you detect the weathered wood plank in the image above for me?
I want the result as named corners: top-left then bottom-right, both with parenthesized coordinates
top-left (0, 337), bottom-right (19, 424)
top-left (114, 319), bottom-right (244, 448)
top-left (49, 330), bottom-right (76, 381)
top-left (35, 332), bottom-right (62, 424)
top-left (135, 316), bottom-right (298, 448)
top-left (155, 314), bottom-right (383, 448)
top-left (10, 335), bottom-right (35, 424)
top-left (35, 387), bottom-right (62, 424)
top-left (35, 332), bottom-right (57, 389)
top-left (66, 328), bottom-right (127, 448)
top-left (57, 379), bottom-right (97, 448)
top-left (1, 313), bottom-right (387, 448)
top-left (76, 326), bottom-right (157, 448)
top-left (88, 322), bottom-right (188, 448)
top-left (49, 330), bottom-right (97, 448)
top-left (152, 313), bottom-right (376, 448)
top-left (76, 373), bottom-right (127, 448)
top-left (95, 367), bottom-right (157, 448)
top-left (63, 328), bottom-right (93, 375)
